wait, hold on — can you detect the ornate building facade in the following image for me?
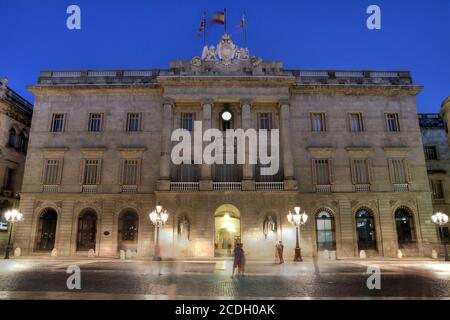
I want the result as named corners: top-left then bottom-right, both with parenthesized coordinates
top-left (14, 34), bottom-right (439, 259)
top-left (0, 78), bottom-right (33, 253)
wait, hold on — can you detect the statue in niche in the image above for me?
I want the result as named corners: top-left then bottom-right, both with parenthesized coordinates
top-left (178, 215), bottom-right (190, 241)
top-left (263, 215), bottom-right (277, 239)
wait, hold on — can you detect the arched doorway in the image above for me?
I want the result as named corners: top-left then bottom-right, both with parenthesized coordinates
top-left (355, 208), bottom-right (377, 251)
top-left (214, 204), bottom-right (241, 257)
top-left (118, 210), bottom-right (139, 252)
top-left (395, 207), bottom-right (417, 249)
top-left (77, 210), bottom-right (97, 251)
top-left (315, 210), bottom-right (336, 252)
top-left (35, 208), bottom-right (58, 251)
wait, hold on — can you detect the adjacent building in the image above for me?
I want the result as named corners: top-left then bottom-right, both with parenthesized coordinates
top-left (0, 78), bottom-right (33, 253)
top-left (419, 97), bottom-right (450, 249)
top-left (14, 34), bottom-right (440, 259)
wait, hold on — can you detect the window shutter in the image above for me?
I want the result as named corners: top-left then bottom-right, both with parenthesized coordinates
top-left (387, 159), bottom-right (395, 183)
top-left (350, 159), bottom-right (357, 184)
top-left (41, 160), bottom-right (47, 184)
top-left (324, 113), bottom-right (328, 132)
top-left (329, 158), bottom-right (335, 184)
top-left (119, 159), bottom-right (125, 185)
top-left (367, 159), bottom-right (373, 183)
top-left (404, 159), bottom-right (412, 183)
top-left (136, 159), bottom-right (142, 185)
top-left (80, 159), bottom-right (85, 184)
top-left (311, 159), bottom-right (317, 185)
top-left (57, 159), bottom-right (64, 185)
top-left (96, 159), bottom-right (102, 184)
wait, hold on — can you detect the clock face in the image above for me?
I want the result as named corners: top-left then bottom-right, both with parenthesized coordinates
top-left (221, 111), bottom-right (232, 121)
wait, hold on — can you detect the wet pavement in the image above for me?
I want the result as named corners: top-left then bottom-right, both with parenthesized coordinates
top-left (0, 258), bottom-right (448, 299)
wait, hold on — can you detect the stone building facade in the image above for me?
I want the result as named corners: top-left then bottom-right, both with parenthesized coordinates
top-left (0, 78), bottom-right (33, 253)
top-left (418, 97), bottom-right (450, 248)
top-left (14, 34), bottom-right (440, 259)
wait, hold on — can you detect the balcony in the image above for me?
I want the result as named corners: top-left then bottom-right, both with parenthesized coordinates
top-left (394, 184), bottom-right (409, 192)
top-left (170, 182), bottom-right (200, 192)
top-left (121, 185), bottom-right (137, 194)
top-left (354, 184), bottom-right (370, 192)
top-left (316, 185), bottom-right (332, 193)
top-left (255, 182), bottom-right (284, 191)
top-left (43, 185), bottom-right (59, 193)
top-left (82, 185), bottom-right (97, 194)
top-left (213, 182), bottom-right (242, 191)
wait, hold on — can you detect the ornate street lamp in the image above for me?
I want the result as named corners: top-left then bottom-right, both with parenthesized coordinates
top-left (149, 203), bottom-right (169, 261)
top-left (3, 209), bottom-right (23, 259)
top-left (287, 206), bottom-right (308, 262)
top-left (431, 212), bottom-right (449, 261)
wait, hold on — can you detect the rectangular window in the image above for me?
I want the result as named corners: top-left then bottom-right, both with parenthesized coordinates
top-left (3, 168), bottom-right (15, 190)
top-left (351, 159), bottom-right (370, 184)
top-left (424, 146), bottom-right (438, 160)
top-left (121, 159), bottom-right (140, 185)
top-left (43, 159), bottom-right (62, 185)
top-left (258, 113), bottom-right (272, 130)
top-left (83, 159), bottom-right (101, 185)
top-left (311, 113), bottom-right (326, 132)
top-left (313, 159), bottom-right (331, 185)
top-left (181, 112), bottom-right (194, 131)
top-left (386, 113), bottom-right (400, 132)
top-left (88, 113), bottom-right (104, 132)
top-left (389, 158), bottom-right (410, 184)
top-left (431, 180), bottom-right (444, 199)
top-left (126, 113), bottom-right (141, 132)
top-left (349, 113), bottom-right (364, 132)
top-left (50, 113), bottom-right (65, 132)
top-left (0, 221), bottom-right (8, 231)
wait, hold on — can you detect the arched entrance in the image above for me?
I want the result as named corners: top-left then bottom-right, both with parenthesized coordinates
top-left (118, 210), bottom-right (139, 252)
top-left (355, 208), bottom-right (377, 251)
top-left (35, 208), bottom-right (58, 251)
top-left (214, 204), bottom-right (241, 257)
top-left (315, 210), bottom-right (336, 252)
top-left (395, 207), bottom-right (417, 249)
top-left (76, 210), bottom-right (97, 251)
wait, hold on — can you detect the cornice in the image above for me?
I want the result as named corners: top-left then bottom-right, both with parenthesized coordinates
top-left (383, 146), bottom-right (410, 152)
top-left (306, 146), bottom-right (336, 153)
top-left (28, 85), bottom-right (162, 97)
top-left (157, 76), bottom-right (295, 88)
top-left (345, 147), bottom-right (374, 152)
top-left (291, 84), bottom-right (422, 96)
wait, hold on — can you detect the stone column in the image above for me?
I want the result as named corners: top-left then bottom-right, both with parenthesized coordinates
top-left (279, 101), bottom-right (297, 190)
top-left (200, 100), bottom-right (213, 191)
top-left (157, 100), bottom-right (174, 191)
top-left (241, 100), bottom-right (255, 191)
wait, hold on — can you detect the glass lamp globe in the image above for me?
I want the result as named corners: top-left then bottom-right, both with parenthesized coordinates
top-left (221, 111), bottom-right (232, 121)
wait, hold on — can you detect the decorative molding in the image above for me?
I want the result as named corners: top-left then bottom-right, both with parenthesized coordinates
top-left (291, 85), bottom-right (422, 96)
top-left (345, 147), bottom-right (374, 152)
top-left (383, 146), bottom-right (410, 153)
top-left (306, 146), bottom-right (336, 153)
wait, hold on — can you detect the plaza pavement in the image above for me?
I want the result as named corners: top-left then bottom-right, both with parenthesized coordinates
top-left (0, 257), bottom-right (448, 299)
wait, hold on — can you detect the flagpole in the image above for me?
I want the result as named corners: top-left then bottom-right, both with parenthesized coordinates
top-left (224, 8), bottom-right (227, 34)
top-left (243, 13), bottom-right (247, 46)
top-left (203, 12), bottom-right (206, 47)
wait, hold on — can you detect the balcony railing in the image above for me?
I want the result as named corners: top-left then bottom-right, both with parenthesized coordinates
top-left (121, 185), bottom-right (137, 194)
top-left (170, 182), bottom-right (200, 191)
top-left (213, 182), bottom-right (242, 191)
top-left (354, 184), bottom-right (370, 192)
top-left (316, 185), bottom-right (332, 193)
top-left (82, 185), bottom-right (97, 194)
top-left (394, 184), bottom-right (409, 192)
top-left (43, 185), bottom-right (59, 193)
top-left (255, 182), bottom-right (284, 191)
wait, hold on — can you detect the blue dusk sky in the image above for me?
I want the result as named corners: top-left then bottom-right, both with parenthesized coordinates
top-left (0, 0), bottom-right (448, 112)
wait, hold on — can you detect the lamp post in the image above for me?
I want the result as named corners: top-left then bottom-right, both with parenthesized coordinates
top-left (431, 212), bottom-right (449, 262)
top-left (3, 209), bottom-right (23, 259)
top-left (149, 203), bottom-right (168, 261)
top-left (287, 206), bottom-right (308, 262)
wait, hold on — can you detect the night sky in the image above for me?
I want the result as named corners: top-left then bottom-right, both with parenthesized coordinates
top-left (1, 0), bottom-right (448, 112)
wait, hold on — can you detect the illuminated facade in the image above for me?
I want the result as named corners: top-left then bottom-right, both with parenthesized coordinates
top-left (14, 34), bottom-right (440, 259)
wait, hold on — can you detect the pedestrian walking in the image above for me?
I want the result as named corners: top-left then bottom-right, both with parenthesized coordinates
top-left (231, 243), bottom-right (245, 278)
top-left (276, 241), bottom-right (284, 264)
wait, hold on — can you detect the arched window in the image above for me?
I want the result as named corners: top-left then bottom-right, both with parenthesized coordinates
top-left (395, 208), bottom-right (416, 249)
top-left (8, 128), bottom-right (16, 148)
top-left (118, 211), bottom-right (139, 252)
top-left (315, 210), bottom-right (336, 251)
top-left (35, 208), bottom-right (58, 251)
top-left (77, 210), bottom-right (97, 251)
top-left (17, 132), bottom-right (26, 152)
top-left (355, 209), bottom-right (377, 251)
